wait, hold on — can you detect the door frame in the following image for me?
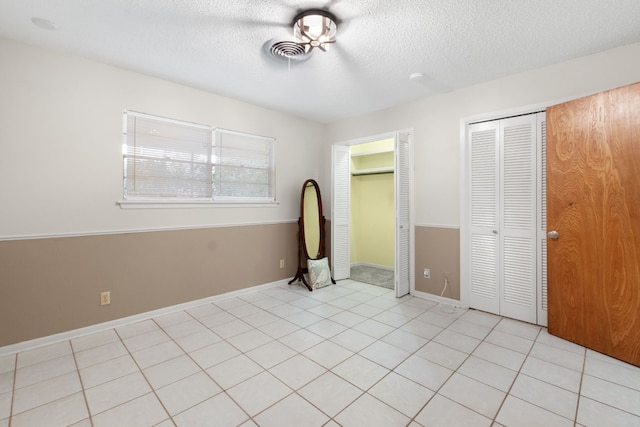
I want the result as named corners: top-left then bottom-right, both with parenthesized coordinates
top-left (331, 129), bottom-right (415, 296)
top-left (460, 103), bottom-right (550, 324)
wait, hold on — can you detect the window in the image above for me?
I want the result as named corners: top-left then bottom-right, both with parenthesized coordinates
top-left (122, 111), bottom-right (275, 204)
top-left (213, 129), bottom-right (276, 202)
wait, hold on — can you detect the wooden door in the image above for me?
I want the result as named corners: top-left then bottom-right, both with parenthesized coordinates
top-left (547, 82), bottom-right (640, 366)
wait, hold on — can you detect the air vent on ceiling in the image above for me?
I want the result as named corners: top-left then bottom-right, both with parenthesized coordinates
top-left (264, 39), bottom-right (311, 63)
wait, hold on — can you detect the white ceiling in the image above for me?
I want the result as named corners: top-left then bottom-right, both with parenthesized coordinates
top-left (2, 0), bottom-right (640, 123)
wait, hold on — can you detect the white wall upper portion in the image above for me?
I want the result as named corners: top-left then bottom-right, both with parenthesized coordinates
top-left (0, 38), bottom-right (327, 239)
top-left (326, 42), bottom-right (640, 228)
top-left (4, 37), bottom-right (640, 239)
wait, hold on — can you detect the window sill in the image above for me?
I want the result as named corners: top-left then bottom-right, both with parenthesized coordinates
top-left (116, 200), bottom-right (279, 209)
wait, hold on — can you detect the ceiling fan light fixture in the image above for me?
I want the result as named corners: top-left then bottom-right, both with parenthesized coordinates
top-left (293, 9), bottom-right (337, 53)
top-left (31, 17), bottom-right (58, 31)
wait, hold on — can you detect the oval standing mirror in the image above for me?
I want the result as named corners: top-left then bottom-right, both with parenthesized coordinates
top-left (302, 181), bottom-right (321, 259)
top-left (289, 179), bottom-right (334, 291)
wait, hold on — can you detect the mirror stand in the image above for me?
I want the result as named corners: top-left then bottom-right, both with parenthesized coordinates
top-left (288, 216), bottom-right (314, 291)
top-left (288, 179), bottom-right (335, 291)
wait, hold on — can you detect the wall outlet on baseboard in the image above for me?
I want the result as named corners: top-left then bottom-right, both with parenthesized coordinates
top-left (100, 291), bottom-right (111, 306)
top-left (423, 268), bottom-right (431, 279)
top-left (279, 259), bottom-right (285, 269)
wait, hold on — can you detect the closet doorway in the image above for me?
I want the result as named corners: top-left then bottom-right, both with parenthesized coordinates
top-left (332, 130), bottom-right (414, 297)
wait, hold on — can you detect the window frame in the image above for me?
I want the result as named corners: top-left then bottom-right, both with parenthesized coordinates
top-left (118, 110), bottom-right (277, 208)
top-left (212, 128), bottom-right (277, 204)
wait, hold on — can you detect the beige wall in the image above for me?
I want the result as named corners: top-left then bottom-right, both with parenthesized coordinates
top-left (415, 227), bottom-right (460, 299)
top-left (0, 223), bottom-right (298, 347)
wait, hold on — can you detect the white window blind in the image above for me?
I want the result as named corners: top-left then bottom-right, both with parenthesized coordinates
top-left (122, 111), bottom-right (275, 204)
top-left (124, 111), bottom-right (212, 200)
top-left (213, 129), bottom-right (275, 202)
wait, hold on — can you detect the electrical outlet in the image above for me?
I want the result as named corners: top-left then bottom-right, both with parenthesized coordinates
top-left (423, 268), bottom-right (431, 279)
top-left (279, 259), bottom-right (285, 269)
top-left (100, 291), bottom-right (111, 306)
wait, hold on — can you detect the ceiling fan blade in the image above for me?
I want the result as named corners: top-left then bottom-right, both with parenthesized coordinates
top-left (412, 73), bottom-right (450, 94)
top-left (323, 0), bottom-right (343, 9)
top-left (162, 3), bottom-right (292, 32)
top-left (233, 17), bottom-right (290, 29)
top-left (332, 42), bottom-right (361, 71)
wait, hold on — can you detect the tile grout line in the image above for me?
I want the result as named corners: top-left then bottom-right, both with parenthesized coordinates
top-left (491, 326), bottom-right (590, 424)
top-left (9, 345), bottom-right (87, 425)
top-left (366, 297), bottom-right (478, 425)
top-left (111, 324), bottom-right (175, 426)
top-left (299, 291), bottom-right (411, 425)
top-left (573, 348), bottom-right (587, 427)
top-left (408, 309), bottom-right (504, 426)
top-left (318, 302), bottom-right (469, 426)
top-left (281, 287), bottom-right (394, 423)
top-left (229, 286), bottom-right (373, 425)
top-left (152, 309), bottom-right (255, 426)
top-left (7, 353), bottom-right (17, 427)
top-left (69, 339), bottom-right (96, 427)
top-left (488, 325), bottom-right (543, 426)
top-left (166, 295), bottom-right (350, 425)
top-left (245, 285), bottom-right (414, 425)
top-left (231, 295), bottom-right (525, 427)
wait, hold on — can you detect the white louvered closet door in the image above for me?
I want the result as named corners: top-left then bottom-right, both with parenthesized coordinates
top-left (395, 132), bottom-right (411, 297)
top-left (469, 122), bottom-right (500, 315)
top-left (332, 145), bottom-right (351, 280)
top-left (499, 115), bottom-right (538, 324)
top-left (537, 114), bottom-right (548, 326)
top-left (468, 112), bottom-right (545, 324)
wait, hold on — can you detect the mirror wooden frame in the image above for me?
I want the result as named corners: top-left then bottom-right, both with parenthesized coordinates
top-left (288, 179), bottom-right (334, 291)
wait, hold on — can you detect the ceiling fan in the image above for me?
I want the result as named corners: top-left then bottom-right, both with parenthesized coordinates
top-left (264, 7), bottom-right (341, 64)
top-left (226, 0), bottom-right (448, 93)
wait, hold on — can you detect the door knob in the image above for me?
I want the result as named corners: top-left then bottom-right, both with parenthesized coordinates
top-left (547, 230), bottom-right (559, 240)
top-left (492, 230), bottom-right (498, 235)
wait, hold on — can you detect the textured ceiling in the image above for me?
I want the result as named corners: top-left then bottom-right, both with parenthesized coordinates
top-left (2, 0), bottom-right (640, 123)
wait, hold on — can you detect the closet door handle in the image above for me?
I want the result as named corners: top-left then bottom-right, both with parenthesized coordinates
top-left (547, 230), bottom-right (559, 240)
top-left (492, 230), bottom-right (498, 235)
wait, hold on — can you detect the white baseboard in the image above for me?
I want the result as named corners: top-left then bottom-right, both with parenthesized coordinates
top-left (411, 289), bottom-right (464, 308)
top-left (0, 279), bottom-right (288, 357)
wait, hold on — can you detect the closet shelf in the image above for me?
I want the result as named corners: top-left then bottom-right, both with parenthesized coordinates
top-left (351, 167), bottom-right (394, 176)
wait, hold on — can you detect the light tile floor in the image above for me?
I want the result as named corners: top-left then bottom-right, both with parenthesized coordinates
top-left (1, 280), bottom-right (639, 427)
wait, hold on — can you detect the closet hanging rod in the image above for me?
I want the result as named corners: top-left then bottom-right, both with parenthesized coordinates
top-left (351, 167), bottom-right (394, 176)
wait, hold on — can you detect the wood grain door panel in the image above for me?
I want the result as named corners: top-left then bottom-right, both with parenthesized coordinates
top-left (547, 82), bottom-right (640, 366)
